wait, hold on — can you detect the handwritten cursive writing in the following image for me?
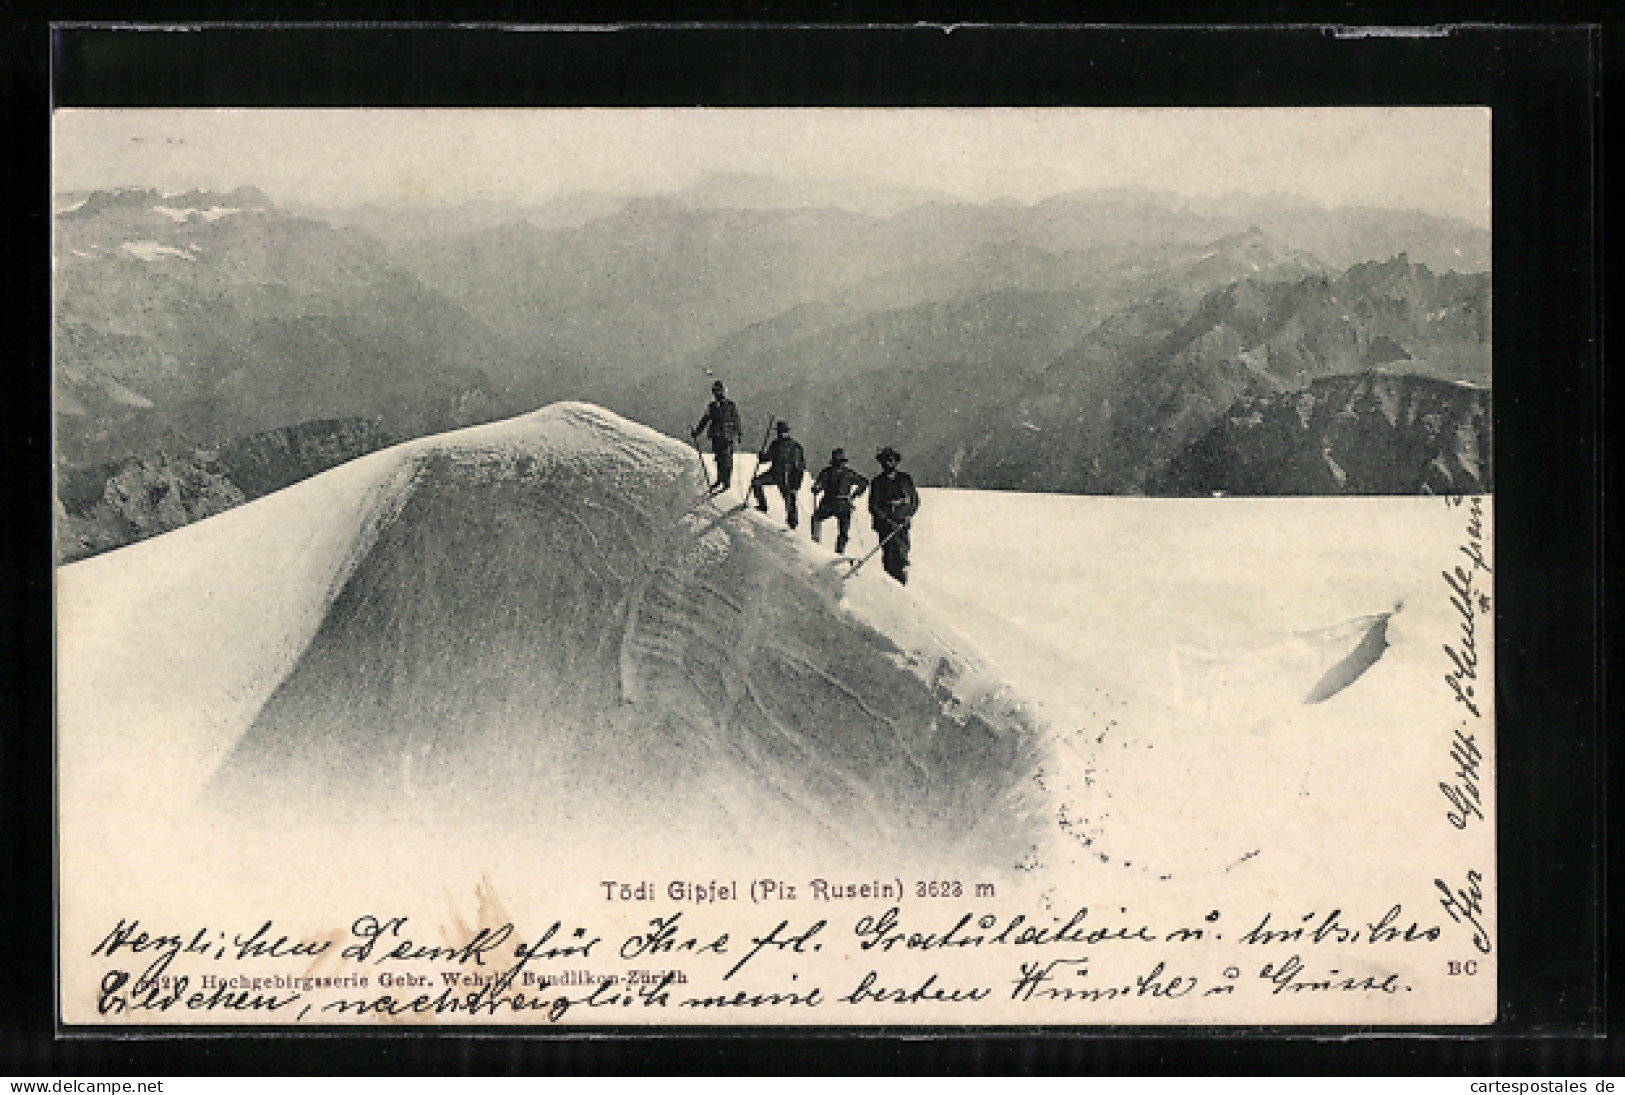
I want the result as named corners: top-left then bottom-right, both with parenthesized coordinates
top-left (84, 898), bottom-right (1478, 1023)
top-left (1010, 958), bottom-right (1198, 1003)
top-left (1442, 495), bottom-right (1491, 719)
top-left (1439, 724), bottom-right (1485, 829)
top-left (722, 918), bottom-right (825, 980)
top-left (97, 971), bottom-right (301, 1016)
top-left (1257, 955), bottom-right (1402, 996)
top-left (1434, 869), bottom-right (1492, 955)
top-left (854, 906), bottom-right (1157, 953)
top-left (841, 970), bottom-right (990, 1005)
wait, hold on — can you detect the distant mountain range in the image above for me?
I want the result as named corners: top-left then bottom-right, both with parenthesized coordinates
top-left (321, 178), bottom-right (1490, 273)
top-left (54, 181), bottom-right (1491, 559)
top-left (54, 186), bottom-right (512, 471)
top-left (926, 252), bottom-right (1490, 494)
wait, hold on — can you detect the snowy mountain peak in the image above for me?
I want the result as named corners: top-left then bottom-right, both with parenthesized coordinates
top-left (57, 184), bottom-right (274, 222)
top-left (61, 403), bottom-right (1044, 865)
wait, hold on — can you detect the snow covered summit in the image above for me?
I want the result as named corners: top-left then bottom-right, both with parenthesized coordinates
top-left (58, 402), bottom-right (1046, 867)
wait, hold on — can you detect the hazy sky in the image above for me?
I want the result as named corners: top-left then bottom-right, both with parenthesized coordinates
top-left (53, 108), bottom-right (1490, 226)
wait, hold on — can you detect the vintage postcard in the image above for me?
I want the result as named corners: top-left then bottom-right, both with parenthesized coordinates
top-left (54, 107), bottom-right (1494, 1026)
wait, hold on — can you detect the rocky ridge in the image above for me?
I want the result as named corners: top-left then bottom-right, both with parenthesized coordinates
top-left (57, 417), bottom-right (394, 562)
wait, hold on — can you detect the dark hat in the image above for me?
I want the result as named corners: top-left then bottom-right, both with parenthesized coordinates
top-left (830, 448), bottom-right (847, 462)
top-left (775, 420), bottom-right (791, 434)
top-left (876, 446), bottom-right (901, 462)
top-left (711, 380), bottom-right (726, 392)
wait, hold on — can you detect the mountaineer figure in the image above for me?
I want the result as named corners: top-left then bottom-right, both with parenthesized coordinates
top-left (751, 420), bottom-right (807, 529)
top-left (867, 446), bottom-right (920, 585)
top-left (690, 380), bottom-right (743, 493)
top-left (809, 448), bottom-right (869, 555)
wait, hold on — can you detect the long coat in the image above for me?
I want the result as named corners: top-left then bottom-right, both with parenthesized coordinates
top-left (694, 398), bottom-right (742, 444)
top-left (867, 469), bottom-right (920, 528)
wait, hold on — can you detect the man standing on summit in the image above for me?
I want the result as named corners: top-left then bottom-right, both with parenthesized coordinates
top-left (691, 380), bottom-right (743, 493)
top-left (751, 421), bottom-right (806, 529)
top-left (868, 446), bottom-right (920, 585)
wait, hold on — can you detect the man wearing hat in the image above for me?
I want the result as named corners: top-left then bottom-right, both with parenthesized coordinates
top-left (690, 380), bottom-right (743, 492)
top-left (867, 446), bottom-right (920, 584)
top-left (750, 420), bottom-right (807, 529)
top-left (809, 448), bottom-right (868, 554)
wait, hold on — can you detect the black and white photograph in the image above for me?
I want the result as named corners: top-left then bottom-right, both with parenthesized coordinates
top-left (54, 106), bottom-right (1497, 1026)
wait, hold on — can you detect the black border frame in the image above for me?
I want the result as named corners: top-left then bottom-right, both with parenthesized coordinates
top-left (3, 14), bottom-right (1611, 1075)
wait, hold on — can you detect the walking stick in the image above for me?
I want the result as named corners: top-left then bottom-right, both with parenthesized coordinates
top-left (690, 432), bottom-right (713, 491)
top-left (744, 415), bottom-right (776, 500)
top-left (841, 521), bottom-right (906, 580)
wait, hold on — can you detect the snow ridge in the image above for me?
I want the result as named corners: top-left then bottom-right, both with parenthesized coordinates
top-left (60, 403), bottom-right (1045, 867)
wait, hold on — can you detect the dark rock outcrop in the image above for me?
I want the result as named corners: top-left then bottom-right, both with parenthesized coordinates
top-left (57, 417), bottom-right (394, 562)
top-left (1151, 372), bottom-right (1490, 495)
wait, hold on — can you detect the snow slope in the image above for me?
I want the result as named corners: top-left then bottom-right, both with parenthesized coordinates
top-left (905, 489), bottom-right (1483, 882)
top-left (58, 403), bottom-right (1496, 1030)
top-left (59, 403), bottom-right (1490, 897)
top-left (727, 470), bottom-right (1485, 880)
top-left (59, 403), bottom-right (1045, 873)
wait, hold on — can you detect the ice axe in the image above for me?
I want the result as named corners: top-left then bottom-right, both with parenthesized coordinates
top-left (744, 414), bottom-right (777, 498)
top-left (840, 521), bottom-right (906, 581)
